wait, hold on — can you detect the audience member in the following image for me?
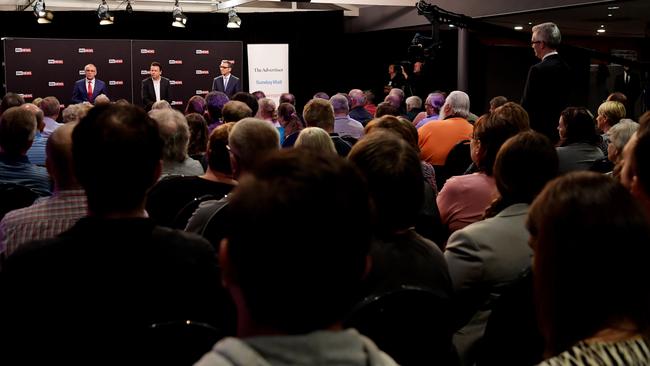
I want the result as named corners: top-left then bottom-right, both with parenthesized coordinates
top-left (405, 96), bottom-right (423, 122)
top-left (184, 95), bottom-right (206, 115)
top-left (294, 127), bottom-right (336, 155)
top-left (61, 103), bottom-right (90, 123)
top-left (1, 92), bottom-right (25, 114)
top-left (205, 91), bottom-right (229, 134)
top-left (364, 89), bottom-right (378, 117)
top-left (22, 103), bottom-right (47, 166)
top-left (331, 93), bottom-right (364, 140)
top-left (231, 92), bottom-right (259, 116)
top-left (222, 100), bottom-right (253, 123)
top-left (277, 102), bottom-right (302, 148)
top-left (279, 92), bottom-right (296, 105)
top-left (149, 108), bottom-right (204, 177)
top-left (414, 92), bottom-right (446, 129)
top-left (186, 112), bottom-right (209, 168)
top-left (348, 89), bottom-right (374, 125)
top-left (596, 100), bottom-right (626, 153)
top-left (313, 91), bottom-right (330, 100)
top-left (150, 99), bottom-right (171, 110)
top-left (375, 101), bottom-right (400, 118)
top-left (591, 119), bottom-right (638, 176)
top-left (556, 107), bottom-right (604, 174)
top-left (252, 90), bottom-right (266, 100)
top-left (488, 96), bottom-right (508, 113)
top-left (39, 96), bottom-right (62, 138)
top-left (303, 98), bottom-right (352, 157)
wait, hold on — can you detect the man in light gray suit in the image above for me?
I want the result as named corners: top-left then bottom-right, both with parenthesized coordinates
top-left (211, 60), bottom-right (242, 98)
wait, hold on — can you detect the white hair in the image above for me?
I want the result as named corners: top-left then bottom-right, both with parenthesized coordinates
top-left (442, 90), bottom-right (470, 119)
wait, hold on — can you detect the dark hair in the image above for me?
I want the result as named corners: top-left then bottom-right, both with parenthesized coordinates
top-left (0, 106), bottom-right (36, 154)
top-left (222, 101), bottom-right (252, 123)
top-left (365, 115), bottom-right (419, 153)
top-left (226, 149), bottom-right (371, 333)
top-left (485, 131), bottom-right (557, 217)
top-left (231, 92), bottom-right (259, 116)
top-left (184, 95), bottom-right (206, 115)
top-left (72, 104), bottom-right (163, 215)
top-left (375, 102), bottom-right (400, 118)
top-left (489, 96), bottom-right (508, 110)
top-left (185, 112), bottom-right (208, 156)
top-left (205, 91), bottom-right (229, 123)
top-left (277, 102), bottom-right (302, 132)
top-left (559, 107), bottom-right (600, 146)
top-left (150, 61), bottom-right (162, 71)
top-left (279, 93), bottom-right (296, 105)
top-left (528, 172), bottom-right (650, 356)
top-left (474, 102), bottom-right (530, 175)
top-left (252, 90), bottom-right (266, 100)
top-left (1, 92), bottom-right (25, 114)
top-left (349, 131), bottom-right (423, 235)
top-left (634, 125), bottom-right (650, 196)
top-left (207, 122), bottom-right (234, 175)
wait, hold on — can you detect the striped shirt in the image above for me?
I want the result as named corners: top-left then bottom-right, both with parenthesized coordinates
top-left (0, 189), bottom-right (87, 256)
top-left (0, 153), bottom-right (51, 197)
top-left (538, 337), bottom-right (650, 366)
top-left (26, 132), bottom-right (47, 166)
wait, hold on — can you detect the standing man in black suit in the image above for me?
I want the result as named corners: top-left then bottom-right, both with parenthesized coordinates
top-left (141, 61), bottom-right (172, 111)
top-left (211, 60), bottom-right (241, 98)
top-left (614, 66), bottom-right (641, 118)
top-left (521, 22), bottom-right (571, 144)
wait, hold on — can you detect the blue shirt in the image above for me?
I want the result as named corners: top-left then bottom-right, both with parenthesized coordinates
top-left (0, 153), bottom-right (51, 196)
top-left (26, 131), bottom-right (47, 166)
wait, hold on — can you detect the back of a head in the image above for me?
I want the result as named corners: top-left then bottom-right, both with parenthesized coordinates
top-left (560, 107), bottom-right (599, 145)
top-left (349, 89), bottom-right (366, 107)
top-left (426, 93), bottom-right (446, 114)
top-left (46, 122), bottom-right (78, 188)
top-left (313, 92), bottom-right (330, 100)
top-left (607, 92), bottom-right (627, 104)
top-left (374, 102), bottom-right (399, 118)
top-left (231, 92), bottom-right (259, 117)
top-left (185, 113), bottom-right (209, 156)
top-left (389, 88), bottom-right (405, 103)
top-left (532, 22), bottom-right (562, 49)
top-left (365, 115), bottom-right (419, 152)
top-left (0, 106), bottom-right (37, 155)
top-left (185, 95), bottom-right (206, 115)
top-left (228, 118), bottom-right (280, 173)
top-left (475, 103), bottom-right (531, 175)
top-left (406, 96), bottom-right (422, 110)
top-left (94, 94), bottom-right (110, 106)
top-left (39, 96), bottom-right (61, 118)
top-left (22, 103), bottom-right (45, 131)
top-left (222, 101), bottom-right (252, 123)
top-left (608, 120), bottom-right (639, 152)
top-left (252, 90), bottom-right (266, 100)
top-left (150, 100), bottom-right (171, 110)
top-left (303, 98), bottom-right (334, 130)
top-left (62, 104), bottom-right (90, 124)
top-left (205, 91), bottom-right (229, 122)
top-left (225, 149), bottom-right (371, 334)
top-left (149, 108), bottom-right (190, 163)
top-left (444, 90), bottom-right (470, 119)
top-left (598, 101), bottom-right (626, 126)
top-left (207, 122), bottom-right (235, 175)
top-left (256, 98), bottom-right (276, 119)
top-left (384, 94), bottom-right (401, 109)
top-left (72, 104), bottom-right (163, 216)
top-left (294, 127), bottom-right (336, 155)
top-left (329, 94), bottom-right (349, 114)
top-left (277, 102), bottom-right (296, 122)
top-left (528, 171), bottom-right (650, 356)
top-left (349, 131), bottom-right (423, 235)
top-left (494, 131), bottom-right (557, 206)
top-left (279, 93), bottom-right (296, 105)
top-left (1, 92), bottom-right (25, 114)
top-left (489, 96), bottom-right (508, 111)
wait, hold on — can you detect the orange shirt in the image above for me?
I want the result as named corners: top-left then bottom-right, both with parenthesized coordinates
top-left (418, 117), bottom-right (473, 166)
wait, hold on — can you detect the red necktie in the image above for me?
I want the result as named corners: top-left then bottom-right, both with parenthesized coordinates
top-left (87, 80), bottom-right (93, 102)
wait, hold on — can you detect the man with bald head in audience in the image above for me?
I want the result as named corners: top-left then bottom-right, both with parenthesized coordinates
top-left (0, 122), bottom-right (87, 257)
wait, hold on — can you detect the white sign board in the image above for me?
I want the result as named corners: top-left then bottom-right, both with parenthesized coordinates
top-left (247, 44), bottom-right (289, 105)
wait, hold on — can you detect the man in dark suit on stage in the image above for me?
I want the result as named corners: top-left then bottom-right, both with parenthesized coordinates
top-left (141, 61), bottom-right (172, 111)
top-left (521, 22), bottom-right (571, 144)
top-left (211, 60), bottom-right (241, 98)
top-left (71, 64), bottom-right (109, 104)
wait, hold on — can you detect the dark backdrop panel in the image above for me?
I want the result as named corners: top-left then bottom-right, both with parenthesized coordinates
top-left (131, 40), bottom-right (242, 109)
top-left (3, 38), bottom-right (131, 106)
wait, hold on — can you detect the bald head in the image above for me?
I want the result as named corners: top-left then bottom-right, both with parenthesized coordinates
top-left (22, 103), bottom-right (45, 132)
top-left (47, 122), bottom-right (79, 189)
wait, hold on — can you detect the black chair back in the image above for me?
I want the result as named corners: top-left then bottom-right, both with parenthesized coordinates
top-left (0, 182), bottom-right (40, 220)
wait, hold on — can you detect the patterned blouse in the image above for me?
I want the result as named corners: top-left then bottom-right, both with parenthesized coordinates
top-left (538, 337), bottom-right (650, 366)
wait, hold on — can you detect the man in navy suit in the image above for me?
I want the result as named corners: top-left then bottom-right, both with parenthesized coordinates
top-left (141, 61), bottom-right (172, 111)
top-left (71, 64), bottom-right (109, 104)
top-left (211, 60), bottom-right (241, 98)
top-left (521, 22), bottom-right (571, 144)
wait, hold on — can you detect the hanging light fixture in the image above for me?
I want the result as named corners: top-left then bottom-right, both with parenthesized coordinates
top-left (97, 0), bottom-right (114, 25)
top-left (33, 0), bottom-right (53, 24)
top-left (227, 8), bottom-right (241, 29)
top-left (172, 0), bottom-right (187, 28)
top-left (125, 0), bottom-right (133, 13)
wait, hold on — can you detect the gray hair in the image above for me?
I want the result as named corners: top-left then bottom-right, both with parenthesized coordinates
top-left (149, 108), bottom-right (190, 162)
top-left (94, 94), bottom-right (110, 106)
top-left (608, 120), bottom-right (639, 152)
top-left (532, 22), bottom-right (561, 48)
top-left (405, 96), bottom-right (422, 110)
top-left (295, 127), bottom-right (336, 155)
top-left (228, 118), bottom-right (280, 172)
top-left (329, 94), bottom-right (350, 114)
top-left (151, 100), bottom-right (172, 110)
top-left (388, 88), bottom-right (405, 102)
top-left (256, 98), bottom-right (276, 119)
top-left (443, 90), bottom-right (470, 119)
top-left (348, 89), bottom-right (366, 107)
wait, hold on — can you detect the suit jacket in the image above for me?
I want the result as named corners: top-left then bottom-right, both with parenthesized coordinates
top-left (141, 77), bottom-right (172, 110)
top-left (521, 54), bottom-right (571, 144)
top-left (211, 75), bottom-right (241, 97)
top-left (71, 78), bottom-right (108, 104)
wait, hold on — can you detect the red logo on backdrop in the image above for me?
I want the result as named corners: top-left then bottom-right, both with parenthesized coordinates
top-left (195, 50), bottom-right (210, 55)
top-left (47, 59), bottom-right (64, 64)
top-left (48, 82), bottom-right (65, 87)
top-left (15, 48), bottom-right (32, 53)
top-left (78, 48), bottom-right (94, 53)
top-left (196, 90), bottom-right (209, 95)
top-left (108, 59), bottom-right (124, 64)
top-left (141, 49), bottom-right (155, 54)
top-left (170, 80), bottom-right (183, 85)
top-left (109, 80), bottom-right (124, 86)
top-left (171, 101), bottom-right (183, 106)
top-left (168, 60), bottom-right (183, 65)
top-left (195, 70), bottom-right (209, 75)
top-left (15, 71), bottom-right (32, 76)
top-left (19, 94), bottom-right (33, 99)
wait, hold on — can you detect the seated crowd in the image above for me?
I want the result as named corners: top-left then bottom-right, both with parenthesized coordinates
top-left (0, 84), bottom-right (649, 366)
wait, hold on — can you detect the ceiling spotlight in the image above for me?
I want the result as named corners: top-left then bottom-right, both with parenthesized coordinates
top-left (514, 25), bottom-right (523, 30)
top-left (607, 6), bottom-right (619, 10)
top-left (126, 1), bottom-right (133, 13)
top-left (528, 21), bottom-right (532, 25)
top-left (172, 0), bottom-right (187, 28)
top-left (227, 8), bottom-right (241, 28)
top-left (597, 29), bottom-right (606, 33)
top-left (33, 0), bottom-right (53, 24)
top-left (607, 13), bottom-right (612, 17)
top-left (97, 0), bottom-right (114, 25)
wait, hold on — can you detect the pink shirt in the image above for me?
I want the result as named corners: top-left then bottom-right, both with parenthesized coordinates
top-left (437, 173), bottom-right (498, 235)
